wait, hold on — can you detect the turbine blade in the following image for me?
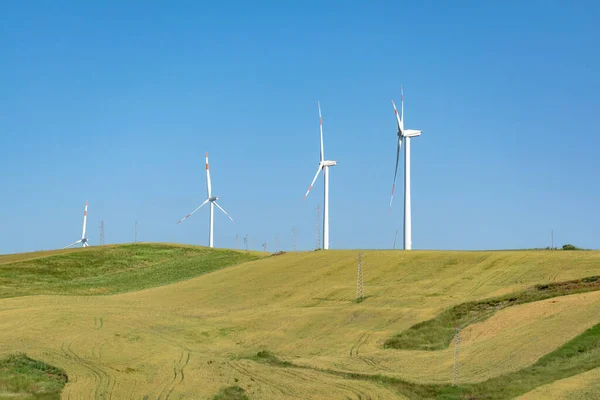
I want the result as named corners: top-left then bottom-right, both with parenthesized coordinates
top-left (389, 137), bottom-right (403, 210)
top-left (205, 152), bottom-right (212, 198)
top-left (214, 202), bottom-right (234, 223)
top-left (318, 101), bottom-right (324, 162)
top-left (392, 100), bottom-right (403, 135)
top-left (176, 198), bottom-right (210, 224)
top-left (303, 166), bottom-right (322, 199)
top-left (63, 239), bottom-right (82, 249)
top-left (401, 85), bottom-right (404, 123)
top-left (82, 201), bottom-right (88, 240)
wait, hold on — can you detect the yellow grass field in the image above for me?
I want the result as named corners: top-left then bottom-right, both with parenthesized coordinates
top-left (1, 247), bottom-right (600, 399)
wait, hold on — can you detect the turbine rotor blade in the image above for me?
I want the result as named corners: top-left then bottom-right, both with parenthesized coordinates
top-left (205, 152), bottom-right (212, 198)
top-left (392, 100), bottom-right (403, 135)
top-left (303, 165), bottom-right (322, 199)
top-left (63, 239), bottom-right (82, 249)
top-left (82, 201), bottom-right (88, 240)
top-left (176, 198), bottom-right (210, 224)
top-left (318, 101), bottom-right (324, 162)
top-left (389, 137), bottom-right (403, 210)
top-left (214, 202), bottom-right (234, 223)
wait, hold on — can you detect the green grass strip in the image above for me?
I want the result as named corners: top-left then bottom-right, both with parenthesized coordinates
top-left (211, 385), bottom-right (249, 400)
top-left (0, 353), bottom-right (67, 399)
top-left (385, 275), bottom-right (600, 350)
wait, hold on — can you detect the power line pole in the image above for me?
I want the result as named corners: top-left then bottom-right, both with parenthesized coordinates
top-left (356, 253), bottom-right (364, 302)
top-left (292, 227), bottom-right (297, 251)
top-left (275, 233), bottom-right (279, 253)
top-left (263, 241), bottom-right (267, 252)
top-left (453, 327), bottom-right (461, 386)
top-left (316, 204), bottom-right (321, 250)
top-left (244, 234), bottom-right (248, 252)
top-left (393, 229), bottom-right (398, 250)
top-left (134, 220), bottom-right (138, 244)
top-left (99, 220), bottom-right (105, 245)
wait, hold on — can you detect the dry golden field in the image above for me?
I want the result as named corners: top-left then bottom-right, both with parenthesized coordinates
top-left (1, 245), bottom-right (599, 399)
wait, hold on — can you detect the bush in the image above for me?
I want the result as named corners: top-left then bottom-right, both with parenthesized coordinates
top-left (562, 244), bottom-right (579, 251)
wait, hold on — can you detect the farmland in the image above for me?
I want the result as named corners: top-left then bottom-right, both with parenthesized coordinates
top-left (1, 244), bottom-right (599, 399)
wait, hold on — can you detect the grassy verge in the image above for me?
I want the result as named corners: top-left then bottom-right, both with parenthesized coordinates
top-left (0, 243), bottom-right (261, 298)
top-left (249, 323), bottom-right (600, 399)
top-left (211, 385), bottom-right (248, 400)
top-left (0, 353), bottom-right (67, 399)
top-left (385, 275), bottom-right (600, 350)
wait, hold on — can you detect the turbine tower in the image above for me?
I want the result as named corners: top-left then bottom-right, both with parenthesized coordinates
top-left (176, 153), bottom-right (234, 248)
top-left (390, 87), bottom-right (422, 250)
top-left (64, 201), bottom-right (89, 248)
top-left (304, 102), bottom-right (337, 250)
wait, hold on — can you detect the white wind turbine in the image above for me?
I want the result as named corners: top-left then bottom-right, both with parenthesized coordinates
top-left (176, 153), bottom-right (234, 248)
top-left (63, 201), bottom-right (89, 248)
top-left (303, 102), bottom-right (337, 250)
top-left (390, 86), bottom-right (422, 250)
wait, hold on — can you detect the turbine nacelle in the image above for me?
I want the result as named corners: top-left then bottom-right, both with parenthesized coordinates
top-left (321, 160), bottom-right (337, 168)
top-left (403, 129), bottom-right (422, 138)
top-left (209, 196), bottom-right (218, 202)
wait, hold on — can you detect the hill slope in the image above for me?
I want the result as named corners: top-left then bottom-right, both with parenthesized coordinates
top-left (0, 243), bottom-right (261, 298)
top-left (0, 247), bottom-right (599, 399)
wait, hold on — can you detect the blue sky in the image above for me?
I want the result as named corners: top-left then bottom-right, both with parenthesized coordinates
top-left (1, 1), bottom-right (599, 254)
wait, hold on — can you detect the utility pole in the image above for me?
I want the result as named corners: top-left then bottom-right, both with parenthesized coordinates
top-left (134, 220), bottom-right (138, 244)
top-left (263, 241), bottom-right (267, 253)
top-left (292, 227), bottom-right (297, 251)
top-left (356, 253), bottom-right (364, 302)
top-left (453, 327), bottom-right (461, 386)
top-left (316, 204), bottom-right (322, 250)
top-left (99, 220), bottom-right (105, 245)
top-left (244, 234), bottom-right (248, 252)
top-left (393, 229), bottom-right (398, 250)
top-left (275, 233), bottom-right (279, 253)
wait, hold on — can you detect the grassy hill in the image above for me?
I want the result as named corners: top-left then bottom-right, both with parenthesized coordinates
top-left (0, 243), bottom-right (262, 298)
top-left (0, 246), bottom-right (599, 399)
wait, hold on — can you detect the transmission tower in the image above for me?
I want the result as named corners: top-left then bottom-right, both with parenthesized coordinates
top-left (453, 327), bottom-right (461, 386)
top-left (292, 227), bottom-right (297, 251)
top-left (275, 234), bottom-right (279, 252)
top-left (393, 229), bottom-right (398, 250)
top-left (99, 220), bottom-right (105, 245)
top-left (263, 241), bottom-right (267, 252)
top-left (315, 204), bottom-right (322, 250)
top-left (244, 234), bottom-right (248, 252)
top-left (356, 253), bottom-right (364, 302)
top-left (134, 220), bottom-right (138, 244)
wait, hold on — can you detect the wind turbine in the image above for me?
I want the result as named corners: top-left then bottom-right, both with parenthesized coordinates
top-left (303, 102), bottom-right (337, 250)
top-left (176, 153), bottom-right (234, 248)
top-left (390, 86), bottom-right (422, 250)
top-left (63, 201), bottom-right (89, 248)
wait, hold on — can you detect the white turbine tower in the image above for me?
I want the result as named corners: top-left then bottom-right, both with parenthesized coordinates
top-left (64, 201), bottom-right (89, 248)
top-left (303, 102), bottom-right (337, 250)
top-left (390, 86), bottom-right (422, 250)
top-left (176, 153), bottom-right (234, 248)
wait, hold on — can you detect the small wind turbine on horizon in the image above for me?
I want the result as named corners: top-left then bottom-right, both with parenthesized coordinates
top-left (390, 86), bottom-right (422, 250)
top-left (176, 153), bottom-right (234, 248)
top-left (63, 201), bottom-right (89, 248)
top-left (303, 102), bottom-right (337, 250)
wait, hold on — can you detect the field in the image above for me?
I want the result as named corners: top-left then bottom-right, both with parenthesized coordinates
top-left (1, 244), bottom-right (600, 399)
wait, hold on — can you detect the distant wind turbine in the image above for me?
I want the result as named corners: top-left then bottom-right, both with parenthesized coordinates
top-left (390, 87), bottom-right (422, 250)
top-left (303, 102), bottom-right (337, 250)
top-left (176, 153), bottom-right (234, 248)
top-left (64, 201), bottom-right (89, 248)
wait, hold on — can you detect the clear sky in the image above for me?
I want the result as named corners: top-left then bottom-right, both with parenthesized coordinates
top-left (1, 1), bottom-right (599, 254)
